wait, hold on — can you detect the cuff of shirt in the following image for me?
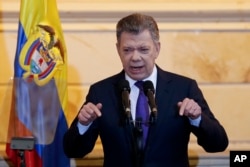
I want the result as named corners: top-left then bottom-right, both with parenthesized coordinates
top-left (77, 122), bottom-right (92, 135)
top-left (189, 115), bottom-right (201, 127)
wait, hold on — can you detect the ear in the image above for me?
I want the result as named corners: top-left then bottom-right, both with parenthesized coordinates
top-left (116, 42), bottom-right (120, 55)
top-left (155, 42), bottom-right (161, 58)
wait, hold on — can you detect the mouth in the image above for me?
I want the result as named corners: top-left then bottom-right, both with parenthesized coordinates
top-left (130, 66), bottom-right (144, 73)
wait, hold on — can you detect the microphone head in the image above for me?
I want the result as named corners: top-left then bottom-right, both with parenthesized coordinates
top-left (143, 80), bottom-right (155, 94)
top-left (118, 79), bottom-right (131, 93)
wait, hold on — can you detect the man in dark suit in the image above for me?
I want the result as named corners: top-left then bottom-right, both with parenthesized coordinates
top-left (63, 13), bottom-right (228, 167)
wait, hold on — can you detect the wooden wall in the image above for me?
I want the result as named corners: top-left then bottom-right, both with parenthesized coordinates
top-left (1, 0), bottom-right (250, 166)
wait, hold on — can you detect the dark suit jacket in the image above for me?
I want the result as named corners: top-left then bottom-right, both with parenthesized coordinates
top-left (63, 66), bottom-right (228, 167)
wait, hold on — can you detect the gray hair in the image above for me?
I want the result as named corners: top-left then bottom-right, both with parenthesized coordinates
top-left (116, 13), bottom-right (160, 44)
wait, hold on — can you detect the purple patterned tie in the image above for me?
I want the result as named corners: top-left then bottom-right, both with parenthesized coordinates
top-left (135, 81), bottom-right (149, 148)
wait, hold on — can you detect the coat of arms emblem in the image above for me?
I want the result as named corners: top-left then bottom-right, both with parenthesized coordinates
top-left (19, 24), bottom-right (64, 86)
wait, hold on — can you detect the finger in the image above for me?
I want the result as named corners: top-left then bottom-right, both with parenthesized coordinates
top-left (178, 101), bottom-right (186, 116)
top-left (187, 109), bottom-right (196, 118)
top-left (78, 103), bottom-right (95, 120)
top-left (78, 109), bottom-right (92, 125)
top-left (83, 104), bottom-right (96, 117)
top-left (177, 102), bottom-right (182, 107)
top-left (186, 101), bottom-right (201, 119)
top-left (178, 98), bottom-right (193, 116)
top-left (87, 103), bottom-right (101, 117)
top-left (95, 103), bottom-right (103, 117)
top-left (190, 105), bottom-right (202, 119)
top-left (78, 113), bottom-right (91, 123)
top-left (178, 98), bottom-right (202, 119)
top-left (78, 107), bottom-right (92, 120)
top-left (83, 102), bottom-right (103, 118)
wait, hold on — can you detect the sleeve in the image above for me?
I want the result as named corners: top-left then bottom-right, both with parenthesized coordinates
top-left (63, 85), bottom-right (99, 158)
top-left (77, 122), bottom-right (92, 135)
top-left (189, 116), bottom-right (201, 127)
top-left (189, 80), bottom-right (229, 152)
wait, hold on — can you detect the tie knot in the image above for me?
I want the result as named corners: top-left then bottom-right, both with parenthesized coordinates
top-left (135, 81), bottom-right (144, 90)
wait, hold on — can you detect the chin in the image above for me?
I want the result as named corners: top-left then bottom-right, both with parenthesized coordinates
top-left (130, 74), bottom-right (146, 81)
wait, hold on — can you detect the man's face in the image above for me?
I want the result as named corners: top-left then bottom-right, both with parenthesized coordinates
top-left (116, 30), bottom-right (160, 81)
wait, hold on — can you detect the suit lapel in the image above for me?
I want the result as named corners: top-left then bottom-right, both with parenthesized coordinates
top-left (145, 67), bottom-right (173, 149)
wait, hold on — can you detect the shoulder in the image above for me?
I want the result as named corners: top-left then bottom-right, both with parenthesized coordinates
top-left (90, 70), bottom-right (125, 89)
top-left (157, 66), bottom-right (196, 83)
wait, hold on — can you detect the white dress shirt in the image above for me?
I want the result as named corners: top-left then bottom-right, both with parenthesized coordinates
top-left (125, 65), bottom-right (157, 122)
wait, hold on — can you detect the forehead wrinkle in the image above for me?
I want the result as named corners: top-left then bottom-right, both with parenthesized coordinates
top-left (122, 42), bottom-right (151, 49)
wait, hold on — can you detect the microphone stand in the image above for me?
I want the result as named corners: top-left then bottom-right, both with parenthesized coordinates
top-left (134, 118), bottom-right (143, 167)
top-left (122, 106), bottom-right (142, 167)
top-left (124, 110), bottom-right (157, 167)
top-left (18, 150), bottom-right (26, 167)
top-left (124, 112), bottom-right (141, 167)
top-left (10, 137), bottom-right (35, 167)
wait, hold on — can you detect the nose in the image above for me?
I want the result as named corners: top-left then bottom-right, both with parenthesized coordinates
top-left (131, 50), bottom-right (141, 61)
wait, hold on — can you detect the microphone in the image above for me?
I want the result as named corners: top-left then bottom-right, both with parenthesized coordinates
top-left (118, 79), bottom-right (131, 120)
top-left (143, 80), bottom-right (157, 123)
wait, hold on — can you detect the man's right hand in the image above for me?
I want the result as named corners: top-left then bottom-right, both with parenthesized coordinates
top-left (78, 102), bottom-right (102, 126)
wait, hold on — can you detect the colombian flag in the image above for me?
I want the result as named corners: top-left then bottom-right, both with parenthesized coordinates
top-left (4, 0), bottom-right (70, 166)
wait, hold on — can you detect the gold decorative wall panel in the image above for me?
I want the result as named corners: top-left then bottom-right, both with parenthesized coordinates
top-left (1, 1), bottom-right (250, 166)
top-left (158, 32), bottom-right (250, 83)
